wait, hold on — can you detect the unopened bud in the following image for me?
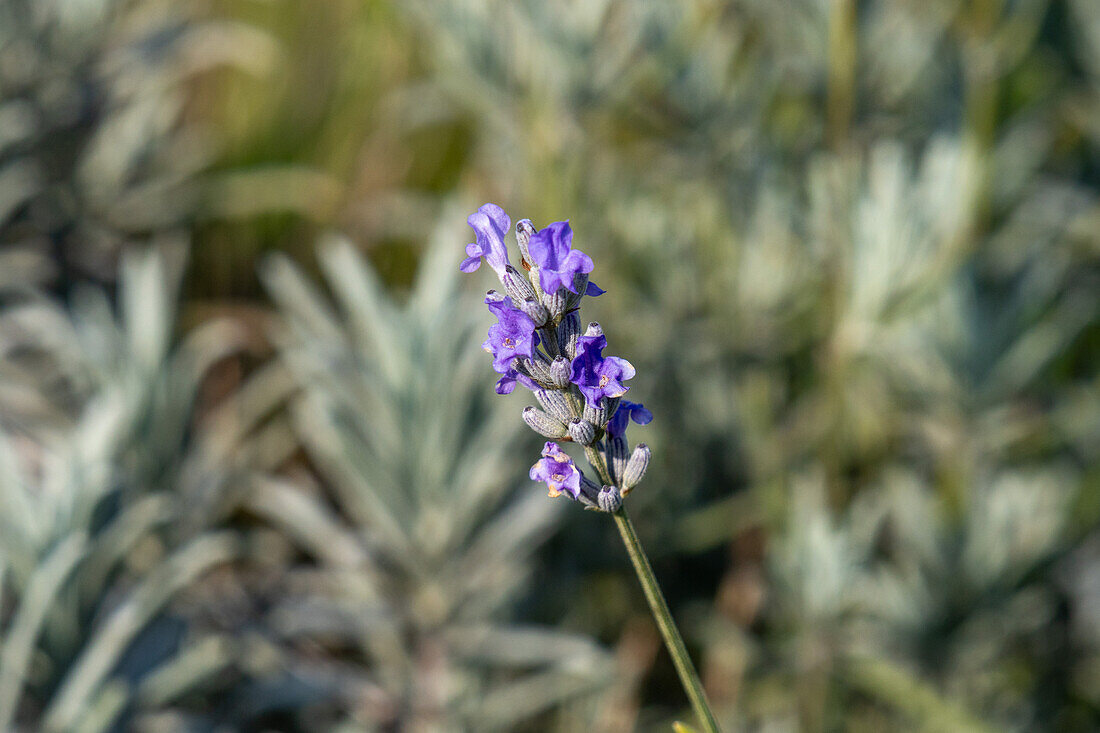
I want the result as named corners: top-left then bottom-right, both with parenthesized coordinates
top-left (503, 265), bottom-right (537, 304)
top-left (535, 389), bottom-right (573, 422)
top-left (584, 322), bottom-right (603, 338)
top-left (582, 398), bottom-right (609, 428)
top-left (515, 358), bottom-right (550, 386)
top-left (516, 219), bottom-right (536, 263)
top-left (522, 407), bottom-right (567, 439)
top-left (598, 486), bottom-right (622, 513)
top-left (607, 435), bottom-right (628, 484)
top-left (546, 287), bottom-right (569, 320)
top-left (567, 418), bottom-right (596, 446)
top-left (557, 312), bottom-right (581, 360)
top-left (549, 356), bottom-right (571, 388)
top-left (519, 297), bottom-right (549, 326)
top-left (621, 443), bottom-right (650, 494)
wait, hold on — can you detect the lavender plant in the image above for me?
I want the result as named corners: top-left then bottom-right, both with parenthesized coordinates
top-left (460, 203), bottom-right (720, 732)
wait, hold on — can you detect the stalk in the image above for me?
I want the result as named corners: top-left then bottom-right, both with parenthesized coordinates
top-left (612, 507), bottom-right (721, 733)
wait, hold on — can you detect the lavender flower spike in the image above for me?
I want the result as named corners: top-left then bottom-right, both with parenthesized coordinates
top-left (460, 203), bottom-right (512, 280)
top-left (527, 221), bottom-right (604, 296)
top-left (606, 400), bottom-right (653, 438)
top-left (482, 295), bottom-right (539, 374)
top-left (459, 206), bottom-right (719, 731)
top-left (570, 334), bottom-right (635, 406)
top-left (529, 442), bottom-right (582, 499)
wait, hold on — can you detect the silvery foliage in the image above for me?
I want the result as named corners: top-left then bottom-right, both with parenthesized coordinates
top-left (256, 210), bottom-right (611, 730)
top-left (0, 245), bottom-right (260, 732)
top-left (0, 0), bottom-right (274, 288)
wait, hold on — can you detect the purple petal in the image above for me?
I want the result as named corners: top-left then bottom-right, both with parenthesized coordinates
top-left (585, 280), bottom-right (605, 296)
top-left (604, 356), bottom-right (636, 381)
top-left (460, 256), bottom-right (482, 273)
top-left (476, 203), bottom-right (510, 236)
top-left (467, 204), bottom-right (512, 278)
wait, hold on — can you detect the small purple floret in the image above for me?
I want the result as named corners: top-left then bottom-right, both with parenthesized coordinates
top-left (494, 368), bottom-right (538, 395)
top-left (570, 334), bottom-right (635, 406)
top-left (482, 295), bottom-right (539, 374)
top-left (527, 221), bottom-right (603, 296)
top-left (529, 442), bottom-right (582, 498)
top-left (460, 203), bottom-right (512, 280)
top-left (606, 400), bottom-right (653, 437)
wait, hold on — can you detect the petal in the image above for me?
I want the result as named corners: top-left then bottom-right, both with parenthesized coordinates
top-left (537, 267), bottom-right (563, 296)
top-left (495, 375), bottom-right (516, 394)
top-left (563, 248), bottom-right (594, 275)
top-left (585, 280), bottom-right (605, 296)
top-left (475, 203), bottom-right (511, 236)
top-left (468, 207), bottom-right (511, 275)
top-left (605, 356), bottom-right (635, 381)
top-left (632, 405), bottom-right (653, 425)
top-left (459, 256), bottom-right (482, 273)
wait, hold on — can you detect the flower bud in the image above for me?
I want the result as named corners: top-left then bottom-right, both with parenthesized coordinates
top-left (516, 219), bottom-right (536, 264)
top-left (545, 287), bottom-right (570, 320)
top-left (535, 389), bottom-right (573, 422)
top-left (518, 297), bottom-right (549, 326)
top-left (598, 486), bottom-right (622, 513)
top-left (567, 418), bottom-right (596, 446)
top-left (584, 322), bottom-right (603, 338)
top-left (549, 356), bottom-right (571, 388)
top-left (607, 435), bottom-right (628, 483)
top-left (503, 265), bottom-right (537, 304)
top-left (582, 398), bottom-right (609, 428)
top-left (557, 312), bottom-right (581, 360)
top-left (621, 443), bottom-right (650, 495)
top-left (518, 356), bottom-right (553, 385)
top-left (522, 407), bottom-right (568, 439)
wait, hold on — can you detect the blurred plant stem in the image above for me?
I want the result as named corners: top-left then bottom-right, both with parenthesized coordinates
top-left (612, 509), bottom-right (721, 733)
top-left (826, 0), bottom-right (857, 148)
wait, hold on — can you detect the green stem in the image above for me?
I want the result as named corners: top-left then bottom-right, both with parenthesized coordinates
top-left (612, 507), bottom-right (721, 733)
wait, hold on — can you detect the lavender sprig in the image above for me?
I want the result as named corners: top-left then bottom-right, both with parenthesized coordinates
top-left (461, 204), bottom-right (721, 732)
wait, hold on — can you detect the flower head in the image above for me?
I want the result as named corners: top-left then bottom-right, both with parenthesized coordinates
top-left (460, 204), bottom-right (512, 280)
top-left (606, 400), bottom-right (653, 438)
top-left (482, 295), bottom-right (539, 374)
top-left (529, 442), bottom-right (582, 498)
top-left (527, 221), bottom-right (604, 296)
top-left (570, 334), bottom-right (635, 406)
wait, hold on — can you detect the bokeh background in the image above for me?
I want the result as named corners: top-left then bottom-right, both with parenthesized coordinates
top-left (1, 0), bottom-right (1099, 730)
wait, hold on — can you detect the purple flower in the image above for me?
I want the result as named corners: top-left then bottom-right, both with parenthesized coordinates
top-left (529, 442), bottom-right (582, 498)
top-left (570, 334), bottom-right (635, 406)
top-left (606, 400), bottom-right (653, 437)
top-left (483, 295), bottom-right (539, 374)
top-left (494, 367), bottom-right (538, 395)
top-left (460, 204), bottom-right (511, 280)
top-left (527, 221), bottom-right (604, 296)
top-left (567, 332), bottom-right (638, 405)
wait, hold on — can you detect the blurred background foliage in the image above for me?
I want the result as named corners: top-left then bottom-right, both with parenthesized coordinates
top-left (1, 0), bottom-right (1099, 730)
